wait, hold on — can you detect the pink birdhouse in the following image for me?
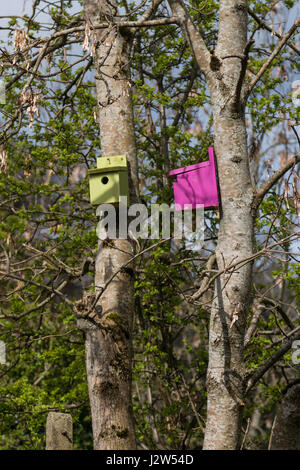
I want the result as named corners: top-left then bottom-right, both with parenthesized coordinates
top-left (168, 147), bottom-right (219, 210)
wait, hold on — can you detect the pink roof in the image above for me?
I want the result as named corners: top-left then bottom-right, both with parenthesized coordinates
top-left (168, 147), bottom-right (215, 177)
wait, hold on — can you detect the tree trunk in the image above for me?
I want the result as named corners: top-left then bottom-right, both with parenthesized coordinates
top-left (79, 0), bottom-right (138, 450)
top-left (203, 0), bottom-right (254, 450)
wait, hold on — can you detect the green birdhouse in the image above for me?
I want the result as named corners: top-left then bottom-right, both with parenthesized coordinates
top-left (88, 154), bottom-right (129, 205)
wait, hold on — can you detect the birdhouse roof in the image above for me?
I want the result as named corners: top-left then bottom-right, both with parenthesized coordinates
top-left (88, 154), bottom-right (128, 175)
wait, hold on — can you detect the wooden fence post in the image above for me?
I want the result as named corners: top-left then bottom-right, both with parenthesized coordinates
top-left (46, 412), bottom-right (73, 450)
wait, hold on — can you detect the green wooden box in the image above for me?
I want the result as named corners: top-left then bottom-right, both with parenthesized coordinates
top-left (88, 154), bottom-right (129, 205)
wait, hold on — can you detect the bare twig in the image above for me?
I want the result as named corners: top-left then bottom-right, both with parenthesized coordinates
top-left (253, 152), bottom-right (300, 210)
top-left (240, 417), bottom-right (251, 449)
top-left (246, 328), bottom-right (300, 394)
top-left (246, 16), bottom-right (300, 97)
top-left (248, 7), bottom-right (300, 55)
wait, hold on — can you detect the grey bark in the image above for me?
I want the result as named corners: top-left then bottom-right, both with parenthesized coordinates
top-left (79, 0), bottom-right (138, 450)
top-left (46, 412), bottom-right (73, 450)
top-left (270, 385), bottom-right (300, 450)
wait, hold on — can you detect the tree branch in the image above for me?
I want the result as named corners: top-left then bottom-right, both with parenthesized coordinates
top-left (6, 35), bottom-right (68, 90)
top-left (91, 237), bottom-right (172, 310)
top-left (233, 38), bottom-right (254, 108)
top-left (137, 0), bottom-right (165, 23)
top-left (190, 234), bottom-right (299, 302)
top-left (246, 327), bottom-right (300, 394)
